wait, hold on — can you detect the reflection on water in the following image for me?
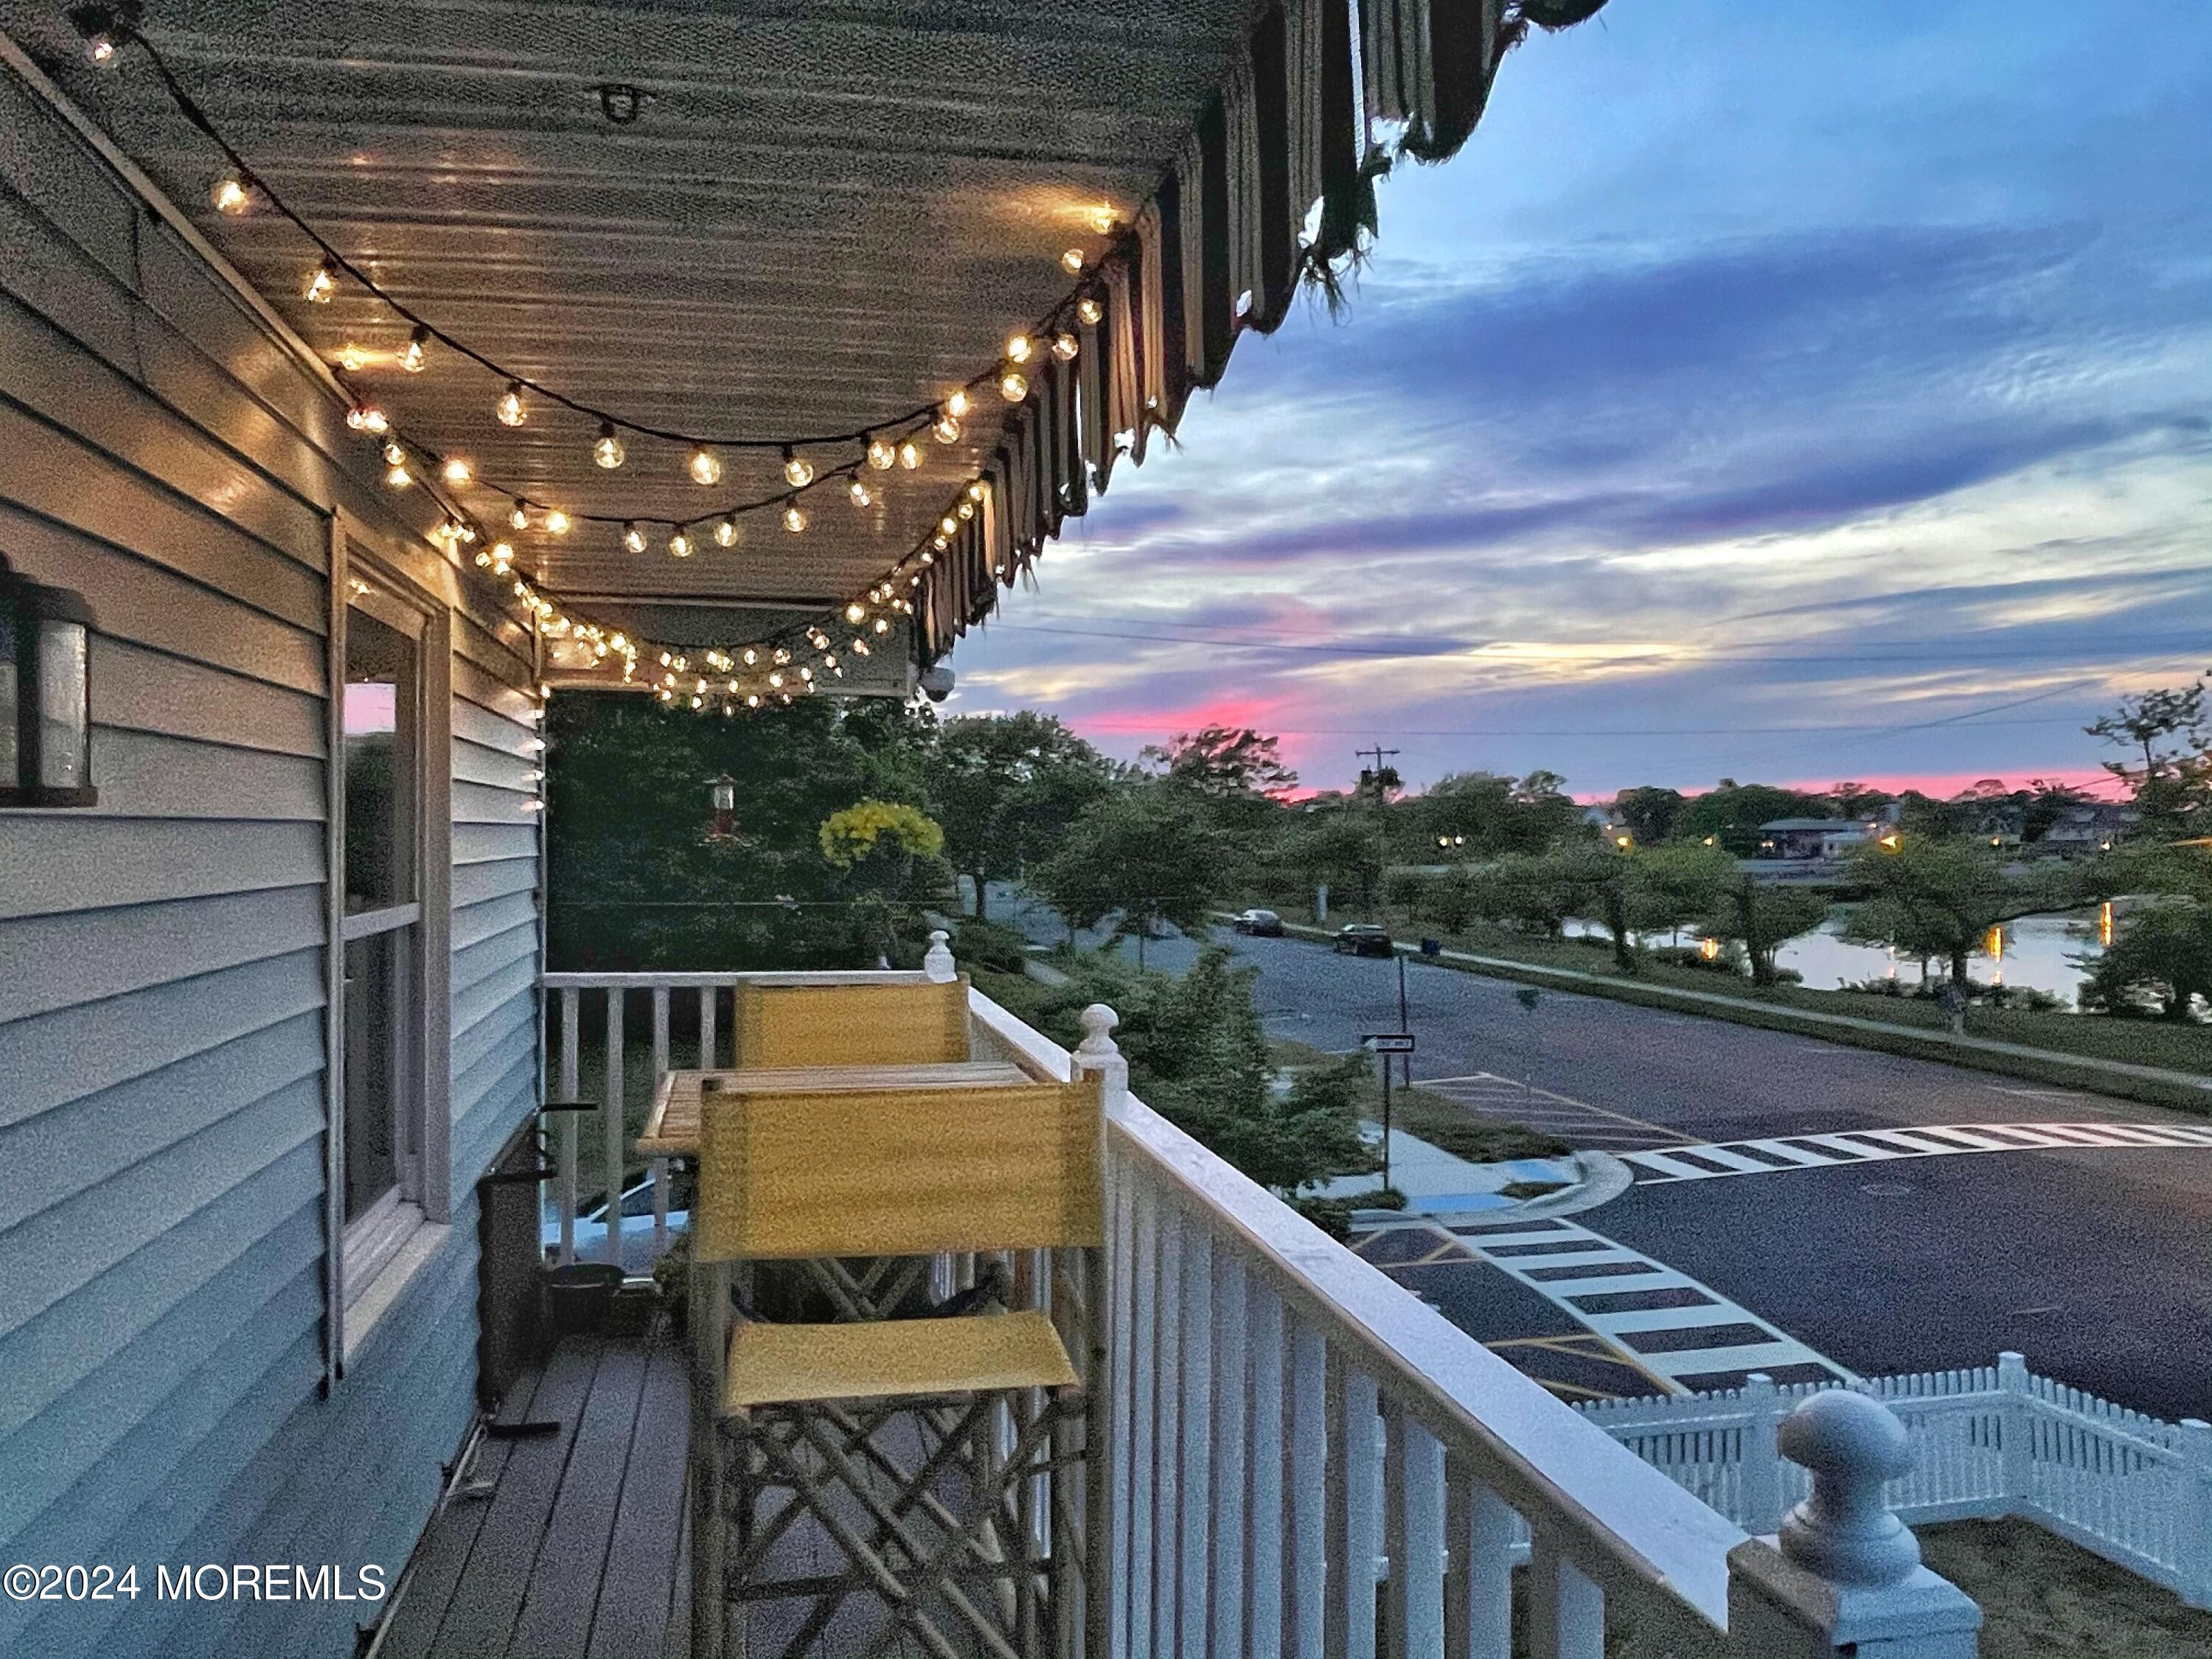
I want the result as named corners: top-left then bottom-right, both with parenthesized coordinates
top-left (1567, 911), bottom-right (2105, 1007)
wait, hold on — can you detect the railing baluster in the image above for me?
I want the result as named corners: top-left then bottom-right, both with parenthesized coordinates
top-left (1444, 1464), bottom-right (1514, 1659)
top-left (557, 984), bottom-right (580, 1265)
top-left (1383, 1404), bottom-right (1444, 1659)
top-left (1178, 1222), bottom-right (1213, 1654)
top-left (1287, 1321), bottom-right (1328, 1659)
top-left (697, 982), bottom-right (717, 1068)
top-left (1210, 1252), bottom-right (1248, 1659)
top-left (1245, 1282), bottom-right (1285, 1659)
top-left (1153, 1199), bottom-right (1183, 1659)
top-left (601, 987), bottom-right (624, 1266)
top-left (1526, 1537), bottom-right (1603, 1659)
top-left (1127, 1179), bottom-right (1158, 1659)
top-left (1109, 1173), bottom-right (1137, 1659)
top-left (650, 985), bottom-right (670, 1255)
top-left (1326, 1357), bottom-right (1382, 1659)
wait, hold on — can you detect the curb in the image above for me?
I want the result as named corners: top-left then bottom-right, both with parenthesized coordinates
top-left (1352, 1150), bottom-right (1632, 1231)
top-left (1235, 914), bottom-right (2212, 1119)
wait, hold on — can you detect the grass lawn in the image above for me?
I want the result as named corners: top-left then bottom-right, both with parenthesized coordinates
top-left (1244, 895), bottom-right (2212, 1082)
top-left (1271, 1037), bottom-right (1571, 1163)
top-left (1920, 1517), bottom-right (2212, 1658)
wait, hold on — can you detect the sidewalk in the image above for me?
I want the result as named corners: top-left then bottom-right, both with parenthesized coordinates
top-left (1261, 917), bottom-right (2212, 1116)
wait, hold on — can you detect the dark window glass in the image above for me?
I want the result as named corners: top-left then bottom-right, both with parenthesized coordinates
top-left (344, 604), bottom-right (418, 914)
top-left (343, 927), bottom-right (409, 1222)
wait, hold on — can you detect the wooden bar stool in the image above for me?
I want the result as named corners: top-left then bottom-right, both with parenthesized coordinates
top-left (688, 1072), bottom-right (1106, 1659)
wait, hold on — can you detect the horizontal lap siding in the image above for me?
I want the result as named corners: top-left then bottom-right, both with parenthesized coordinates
top-left (0, 65), bottom-right (538, 1659)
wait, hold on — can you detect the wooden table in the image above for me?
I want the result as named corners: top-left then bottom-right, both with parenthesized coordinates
top-left (637, 1060), bottom-right (1032, 1158)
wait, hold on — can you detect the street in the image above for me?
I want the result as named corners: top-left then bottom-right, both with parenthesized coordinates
top-left (991, 889), bottom-right (2212, 1419)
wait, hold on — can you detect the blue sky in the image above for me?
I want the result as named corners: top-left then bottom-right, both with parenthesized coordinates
top-left (938, 1), bottom-right (2212, 800)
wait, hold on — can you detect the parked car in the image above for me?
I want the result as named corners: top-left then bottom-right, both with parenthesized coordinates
top-left (1231, 908), bottom-right (1284, 936)
top-left (1332, 923), bottom-right (1394, 957)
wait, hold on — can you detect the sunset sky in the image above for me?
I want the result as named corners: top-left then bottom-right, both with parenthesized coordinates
top-left (937, 1), bottom-right (2212, 801)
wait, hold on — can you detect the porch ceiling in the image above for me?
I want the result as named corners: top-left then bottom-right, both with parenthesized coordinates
top-left (2, 0), bottom-right (1257, 624)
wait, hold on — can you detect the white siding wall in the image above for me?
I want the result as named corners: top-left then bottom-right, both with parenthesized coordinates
top-left (0, 57), bottom-right (542, 1659)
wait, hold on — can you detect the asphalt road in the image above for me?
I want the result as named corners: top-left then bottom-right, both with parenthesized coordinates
top-left (990, 889), bottom-right (2212, 1419)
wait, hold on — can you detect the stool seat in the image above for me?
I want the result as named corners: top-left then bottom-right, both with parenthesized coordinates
top-left (723, 1310), bottom-right (1077, 1411)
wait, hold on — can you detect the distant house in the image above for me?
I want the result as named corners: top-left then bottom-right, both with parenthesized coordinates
top-left (2044, 802), bottom-right (2139, 855)
top-left (1758, 817), bottom-right (1879, 860)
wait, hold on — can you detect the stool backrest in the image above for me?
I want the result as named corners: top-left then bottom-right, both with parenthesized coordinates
top-left (734, 977), bottom-right (970, 1069)
top-left (695, 1073), bottom-right (1105, 1262)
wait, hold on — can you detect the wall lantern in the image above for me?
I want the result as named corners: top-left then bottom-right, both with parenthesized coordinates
top-left (0, 552), bottom-right (97, 807)
top-left (706, 773), bottom-right (737, 841)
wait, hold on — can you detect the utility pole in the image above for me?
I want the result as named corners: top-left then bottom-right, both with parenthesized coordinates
top-left (1354, 742), bottom-right (1401, 804)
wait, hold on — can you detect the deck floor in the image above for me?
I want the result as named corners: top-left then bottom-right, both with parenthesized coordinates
top-left (378, 1332), bottom-right (692, 1659)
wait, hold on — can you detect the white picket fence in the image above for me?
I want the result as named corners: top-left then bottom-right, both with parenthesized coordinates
top-left (1576, 1353), bottom-right (2212, 1607)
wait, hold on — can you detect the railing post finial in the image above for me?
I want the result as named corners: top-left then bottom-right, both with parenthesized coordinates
top-left (922, 928), bottom-right (956, 983)
top-left (1777, 1388), bottom-right (1919, 1587)
top-left (1074, 1003), bottom-right (1128, 1108)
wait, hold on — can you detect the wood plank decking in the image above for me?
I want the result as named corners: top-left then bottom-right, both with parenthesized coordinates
top-left (378, 1333), bottom-right (690, 1659)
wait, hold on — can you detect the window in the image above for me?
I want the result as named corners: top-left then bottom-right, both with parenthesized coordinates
top-left (339, 578), bottom-right (427, 1293)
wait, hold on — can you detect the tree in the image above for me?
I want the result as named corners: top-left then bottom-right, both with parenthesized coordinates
top-left (1427, 866), bottom-right (1478, 933)
top-left (1627, 842), bottom-right (1733, 939)
top-left (1470, 852), bottom-right (1581, 939)
top-left (1840, 836), bottom-right (2073, 987)
top-left (1290, 811), bottom-right (1388, 913)
top-left (1613, 786), bottom-right (1686, 846)
top-left (819, 799), bottom-right (951, 964)
top-left (1141, 723), bottom-right (1298, 799)
top-left (2077, 901), bottom-right (2212, 1021)
top-left (1677, 782), bottom-right (1830, 855)
top-left (2087, 678), bottom-right (2210, 836)
top-left (1545, 841), bottom-right (1638, 970)
top-left (1703, 877), bottom-right (1830, 987)
top-left (925, 712), bottom-right (1115, 919)
top-left (1031, 786), bottom-right (1231, 964)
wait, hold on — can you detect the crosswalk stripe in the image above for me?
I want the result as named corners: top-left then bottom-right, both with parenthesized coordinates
top-left (1624, 1121), bottom-right (2212, 1183)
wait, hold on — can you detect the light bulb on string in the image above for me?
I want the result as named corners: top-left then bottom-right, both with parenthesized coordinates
top-left (594, 422), bottom-right (626, 470)
top-left (669, 529), bottom-right (693, 558)
top-left (848, 477), bottom-right (873, 508)
top-left (713, 516), bottom-right (738, 548)
top-left (933, 411), bottom-right (961, 442)
top-left (932, 534), bottom-right (950, 551)
top-left (897, 439), bottom-right (922, 470)
top-left (1088, 204), bottom-right (1117, 235)
top-left (956, 500), bottom-right (974, 520)
top-left (939, 515), bottom-right (959, 536)
top-left (689, 445), bottom-right (723, 486)
top-left (302, 262), bottom-right (338, 304)
top-left (384, 462), bottom-right (411, 489)
top-left (742, 648), bottom-right (757, 666)
top-left (545, 508), bottom-right (571, 535)
top-left (337, 341), bottom-right (370, 371)
top-left (851, 637), bottom-right (871, 656)
top-left (920, 548), bottom-right (936, 564)
top-left (489, 540), bottom-right (515, 566)
top-left (495, 383), bottom-right (527, 426)
top-left (622, 521), bottom-right (647, 554)
top-left (400, 325), bottom-right (428, 373)
top-left (1052, 332), bottom-right (1078, 362)
top-left (86, 29), bottom-right (119, 64)
top-left (441, 456), bottom-right (473, 486)
top-left (999, 369), bottom-right (1029, 403)
top-left (873, 617), bottom-right (891, 634)
top-left (1060, 248), bottom-right (1085, 274)
top-left (946, 389), bottom-right (972, 419)
top-left (508, 500), bottom-right (530, 531)
top-left (781, 448), bottom-right (815, 488)
top-left (866, 435), bottom-right (897, 470)
top-left (844, 602), bottom-right (866, 624)
top-left (1005, 333), bottom-right (1034, 365)
top-left (967, 480), bottom-right (987, 501)
top-left (781, 499), bottom-right (807, 534)
top-left (210, 173), bottom-right (251, 215)
top-left (345, 404), bottom-right (388, 434)
top-left (1077, 296), bottom-right (1103, 326)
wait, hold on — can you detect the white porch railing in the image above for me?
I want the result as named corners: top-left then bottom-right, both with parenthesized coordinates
top-left (1579, 1357), bottom-right (2212, 1608)
top-left (538, 964), bottom-right (1982, 1655)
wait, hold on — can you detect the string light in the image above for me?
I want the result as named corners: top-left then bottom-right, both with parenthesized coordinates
top-left (1088, 204), bottom-right (1118, 234)
top-left (866, 436), bottom-right (897, 470)
top-left (782, 499), bottom-right (807, 534)
top-left (933, 411), bottom-right (961, 442)
top-left (337, 341), bottom-right (370, 371)
top-left (384, 462), bottom-right (411, 489)
top-left (509, 499), bottom-right (530, 531)
top-left (441, 456), bottom-right (473, 486)
top-left (781, 448), bottom-right (813, 488)
top-left (85, 27), bottom-right (118, 64)
top-left (622, 521), bottom-right (647, 553)
top-left (844, 602), bottom-right (866, 624)
top-left (302, 261), bottom-right (338, 303)
top-left (689, 445), bottom-right (724, 486)
top-left (714, 516), bottom-right (738, 548)
top-left (495, 382), bottom-right (527, 426)
top-left (400, 325), bottom-right (428, 373)
top-left (999, 369), bottom-right (1029, 403)
top-left (210, 173), bottom-right (250, 215)
top-left (1051, 332), bottom-right (1079, 362)
top-left (1077, 296), bottom-right (1103, 326)
top-left (669, 528), bottom-right (693, 558)
top-left (1005, 333), bottom-right (1034, 365)
top-left (345, 404), bottom-right (389, 434)
top-left (594, 422), bottom-right (627, 470)
top-left (848, 478), bottom-right (873, 507)
top-left (945, 389), bottom-right (972, 420)
top-left (897, 439), bottom-right (922, 470)
top-left (1060, 248), bottom-right (1085, 274)
top-left (545, 508), bottom-right (572, 535)
top-left (966, 480), bottom-right (987, 501)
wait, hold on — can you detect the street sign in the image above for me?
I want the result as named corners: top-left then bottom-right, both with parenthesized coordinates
top-left (1362, 1033), bottom-right (1415, 1055)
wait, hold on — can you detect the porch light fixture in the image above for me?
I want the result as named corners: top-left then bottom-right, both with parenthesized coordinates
top-left (0, 552), bottom-right (97, 808)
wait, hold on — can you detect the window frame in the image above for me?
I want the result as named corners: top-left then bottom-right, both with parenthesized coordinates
top-left (324, 515), bottom-right (454, 1375)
